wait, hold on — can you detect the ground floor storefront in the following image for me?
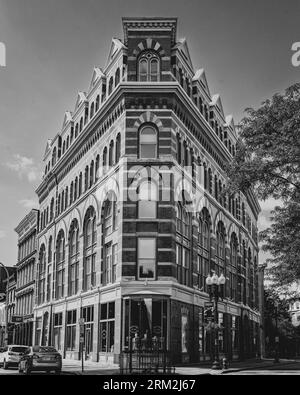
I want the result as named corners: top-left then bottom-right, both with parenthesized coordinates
top-left (13, 319), bottom-right (33, 346)
top-left (33, 286), bottom-right (261, 365)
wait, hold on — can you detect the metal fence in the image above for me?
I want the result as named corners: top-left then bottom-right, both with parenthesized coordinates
top-left (119, 337), bottom-right (175, 374)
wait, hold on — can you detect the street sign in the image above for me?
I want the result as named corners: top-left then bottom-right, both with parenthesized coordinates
top-left (204, 302), bottom-right (214, 308)
top-left (11, 316), bottom-right (23, 323)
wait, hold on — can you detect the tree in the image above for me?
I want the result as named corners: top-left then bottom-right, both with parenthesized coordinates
top-left (226, 83), bottom-right (300, 289)
top-left (264, 289), bottom-right (300, 358)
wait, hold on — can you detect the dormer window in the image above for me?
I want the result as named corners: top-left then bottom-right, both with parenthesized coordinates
top-left (138, 51), bottom-right (160, 82)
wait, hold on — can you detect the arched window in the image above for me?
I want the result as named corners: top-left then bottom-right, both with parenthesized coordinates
top-left (90, 161), bottom-right (94, 187)
top-left (115, 68), bottom-right (120, 87)
top-left (90, 102), bottom-right (94, 119)
top-left (38, 245), bottom-right (46, 305)
top-left (115, 134), bottom-right (121, 163)
top-left (198, 209), bottom-right (210, 291)
top-left (102, 193), bottom-right (119, 285)
top-left (103, 147), bottom-right (107, 172)
top-left (96, 95), bottom-right (100, 112)
top-left (69, 220), bottom-right (79, 296)
top-left (50, 198), bottom-right (54, 221)
top-left (103, 197), bottom-right (118, 237)
top-left (109, 141), bottom-right (114, 167)
top-left (138, 51), bottom-right (160, 82)
top-left (108, 76), bottom-right (113, 95)
top-left (79, 173), bottom-right (82, 196)
top-left (230, 233), bottom-right (238, 267)
top-left (139, 125), bottom-right (157, 159)
top-left (176, 203), bottom-right (182, 233)
top-left (70, 182), bottom-right (74, 205)
top-left (56, 230), bottom-right (65, 299)
top-left (216, 222), bottom-right (225, 275)
top-left (83, 207), bottom-right (97, 290)
top-left (52, 148), bottom-right (57, 167)
top-left (80, 117), bottom-right (83, 132)
top-left (65, 186), bottom-right (68, 210)
top-left (176, 134), bottom-right (182, 164)
top-left (95, 155), bottom-right (100, 181)
top-left (74, 177), bottom-right (78, 201)
top-left (84, 166), bottom-right (89, 191)
top-left (61, 190), bottom-right (64, 213)
top-left (75, 124), bottom-right (78, 138)
top-left (138, 180), bottom-right (157, 219)
top-left (48, 237), bottom-right (52, 263)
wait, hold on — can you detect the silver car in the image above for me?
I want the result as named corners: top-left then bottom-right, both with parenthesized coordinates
top-left (0, 345), bottom-right (30, 369)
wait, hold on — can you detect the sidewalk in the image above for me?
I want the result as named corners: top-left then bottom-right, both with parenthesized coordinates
top-left (176, 358), bottom-right (300, 375)
top-left (62, 358), bottom-right (119, 375)
top-left (61, 357), bottom-right (299, 375)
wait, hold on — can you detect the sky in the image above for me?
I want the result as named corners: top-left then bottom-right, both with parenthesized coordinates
top-left (0, 0), bottom-right (299, 267)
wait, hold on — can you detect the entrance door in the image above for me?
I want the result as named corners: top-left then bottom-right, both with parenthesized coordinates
top-left (84, 324), bottom-right (93, 360)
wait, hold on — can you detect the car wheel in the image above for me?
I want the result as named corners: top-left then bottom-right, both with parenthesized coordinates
top-left (24, 362), bottom-right (31, 375)
top-left (3, 360), bottom-right (9, 370)
top-left (18, 363), bottom-right (23, 374)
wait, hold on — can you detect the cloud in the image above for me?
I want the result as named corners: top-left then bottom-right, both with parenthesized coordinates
top-left (19, 199), bottom-right (38, 209)
top-left (6, 154), bottom-right (42, 183)
top-left (0, 230), bottom-right (6, 239)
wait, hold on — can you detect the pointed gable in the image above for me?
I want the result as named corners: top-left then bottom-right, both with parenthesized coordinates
top-left (176, 38), bottom-right (194, 71)
top-left (88, 67), bottom-right (105, 93)
top-left (62, 111), bottom-right (73, 130)
top-left (192, 68), bottom-right (210, 96)
top-left (210, 94), bottom-right (225, 119)
top-left (44, 139), bottom-right (52, 158)
top-left (106, 38), bottom-right (126, 67)
top-left (225, 115), bottom-right (237, 136)
top-left (74, 91), bottom-right (87, 111)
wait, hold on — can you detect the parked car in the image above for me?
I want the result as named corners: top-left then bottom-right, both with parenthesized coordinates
top-left (18, 346), bottom-right (62, 375)
top-left (0, 345), bottom-right (30, 369)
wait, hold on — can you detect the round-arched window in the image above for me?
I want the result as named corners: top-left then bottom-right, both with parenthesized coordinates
top-left (138, 51), bottom-right (160, 82)
top-left (139, 125), bottom-right (157, 159)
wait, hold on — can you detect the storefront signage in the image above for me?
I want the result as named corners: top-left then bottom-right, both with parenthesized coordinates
top-left (11, 316), bottom-right (23, 323)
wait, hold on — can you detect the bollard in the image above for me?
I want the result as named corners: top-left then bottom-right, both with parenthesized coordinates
top-left (222, 357), bottom-right (229, 370)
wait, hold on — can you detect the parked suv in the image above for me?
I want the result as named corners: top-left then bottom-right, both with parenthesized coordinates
top-left (0, 345), bottom-right (30, 369)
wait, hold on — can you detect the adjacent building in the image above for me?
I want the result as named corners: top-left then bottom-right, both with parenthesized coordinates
top-left (14, 209), bottom-right (39, 345)
top-left (0, 266), bottom-right (17, 346)
top-left (33, 17), bottom-right (261, 364)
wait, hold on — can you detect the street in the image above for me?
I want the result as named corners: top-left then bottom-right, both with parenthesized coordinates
top-left (225, 361), bottom-right (300, 375)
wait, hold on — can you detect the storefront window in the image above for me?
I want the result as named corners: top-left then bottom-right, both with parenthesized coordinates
top-left (66, 310), bottom-right (77, 351)
top-left (53, 312), bottom-right (63, 351)
top-left (99, 302), bottom-right (115, 353)
top-left (124, 298), bottom-right (168, 350)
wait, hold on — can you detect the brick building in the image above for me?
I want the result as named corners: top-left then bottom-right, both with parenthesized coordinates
top-left (14, 209), bottom-right (39, 346)
top-left (33, 17), bottom-right (261, 364)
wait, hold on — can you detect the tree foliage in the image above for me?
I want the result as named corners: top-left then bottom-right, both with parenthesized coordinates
top-left (226, 83), bottom-right (300, 288)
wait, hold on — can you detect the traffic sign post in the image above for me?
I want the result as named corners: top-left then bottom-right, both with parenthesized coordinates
top-left (79, 319), bottom-right (85, 373)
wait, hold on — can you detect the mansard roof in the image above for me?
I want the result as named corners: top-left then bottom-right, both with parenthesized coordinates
top-left (192, 68), bottom-right (211, 96)
top-left (210, 94), bottom-right (225, 119)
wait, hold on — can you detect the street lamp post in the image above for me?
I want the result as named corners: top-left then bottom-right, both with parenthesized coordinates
top-left (0, 262), bottom-right (9, 347)
top-left (206, 272), bottom-right (226, 370)
top-left (274, 301), bottom-right (279, 363)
